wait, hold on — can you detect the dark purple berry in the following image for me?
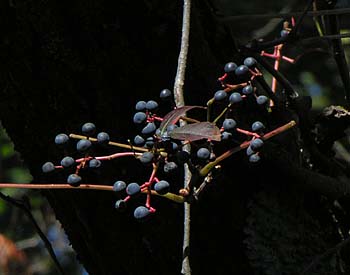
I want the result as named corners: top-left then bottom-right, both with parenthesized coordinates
top-left (133, 112), bottom-right (147, 124)
top-left (113, 180), bottom-right (126, 192)
top-left (246, 146), bottom-right (254, 156)
top-left (145, 137), bottom-right (155, 148)
top-left (134, 135), bottom-right (145, 146)
top-left (146, 100), bottom-right (158, 111)
top-left (140, 152), bottom-right (154, 164)
top-left (222, 118), bottom-right (237, 131)
top-left (257, 95), bottom-right (269, 105)
top-left (214, 90), bottom-right (227, 101)
top-left (76, 139), bottom-right (92, 152)
top-left (60, 156), bottom-right (75, 168)
top-left (134, 206), bottom-right (151, 220)
top-left (82, 122), bottom-right (96, 136)
top-left (242, 85), bottom-right (254, 95)
top-left (141, 122), bottom-right (157, 135)
top-left (97, 132), bottom-right (110, 144)
top-left (224, 62), bottom-right (237, 73)
top-left (154, 180), bottom-right (170, 195)
top-left (42, 162), bottom-right (55, 173)
top-left (126, 182), bottom-right (141, 196)
top-left (221, 131), bottom-right (232, 140)
top-left (235, 65), bottom-right (249, 76)
top-left (135, 101), bottom-right (147, 111)
top-left (67, 174), bottom-right (82, 187)
top-left (243, 57), bottom-right (257, 68)
top-left (89, 159), bottom-right (101, 168)
top-left (252, 121), bottom-right (265, 132)
top-left (229, 92), bottom-right (242, 104)
top-left (55, 134), bottom-right (69, 145)
top-left (164, 161), bottom-right (178, 173)
top-left (197, 148), bottom-right (210, 160)
top-left (250, 138), bottom-right (264, 151)
top-left (160, 89), bottom-right (172, 100)
top-left (249, 153), bottom-right (261, 163)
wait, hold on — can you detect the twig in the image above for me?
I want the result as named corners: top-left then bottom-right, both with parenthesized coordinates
top-left (0, 192), bottom-right (66, 275)
top-left (173, 0), bottom-right (192, 274)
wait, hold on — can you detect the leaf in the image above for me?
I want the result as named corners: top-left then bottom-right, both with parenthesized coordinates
top-left (169, 122), bottom-right (221, 142)
top-left (159, 106), bottom-right (204, 134)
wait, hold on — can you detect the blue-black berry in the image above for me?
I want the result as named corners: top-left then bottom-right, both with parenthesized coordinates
top-left (126, 183), bottom-right (141, 196)
top-left (154, 180), bottom-right (170, 195)
top-left (61, 156), bottom-right (75, 168)
top-left (243, 57), bottom-right (257, 68)
top-left (257, 95), bottom-right (269, 105)
top-left (55, 134), bottom-right (69, 145)
top-left (135, 101), bottom-right (147, 111)
top-left (113, 180), bottom-right (127, 192)
top-left (89, 159), bottom-right (101, 168)
top-left (115, 199), bottom-right (127, 211)
top-left (76, 139), bottom-right (92, 152)
top-left (134, 206), bottom-right (151, 220)
top-left (133, 112), bottom-right (147, 124)
top-left (67, 174), bottom-right (82, 187)
top-left (141, 122), bottom-right (157, 135)
top-left (197, 148), bottom-right (211, 160)
top-left (160, 89), bottom-right (172, 100)
top-left (250, 138), bottom-right (264, 151)
top-left (224, 62), bottom-right (237, 73)
top-left (97, 132), bottom-right (110, 144)
top-left (251, 121), bottom-right (265, 132)
top-left (140, 152), bottom-right (154, 164)
top-left (42, 162), bottom-right (55, 173)
top-left (242, 85), bottom-right (254, 95)
top-left (249, 153), bottom-right (261, 163)
top-left (134, 135), bottom-right (145, 146)
top-left (214, 90), bottom-right (227, 101)
top-left (146, 100), bottom-right (158, 111)
top-left (82, 122), bottom-right (96, 136)
top-left (229, 92), bottom-right (242, 104)
top-left (222, 118), bottom-right (237, 131)
top-left (235, 65), bottom-right (249, 76)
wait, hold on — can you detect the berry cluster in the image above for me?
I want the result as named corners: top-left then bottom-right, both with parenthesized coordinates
top-left (41, 57), bottom-right (296, 220)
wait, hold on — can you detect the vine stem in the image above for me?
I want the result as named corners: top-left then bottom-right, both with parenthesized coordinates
top-left (173, 0), bottom-right (192, 274)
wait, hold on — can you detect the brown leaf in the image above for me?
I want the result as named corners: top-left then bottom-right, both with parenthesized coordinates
top-left (159, 106), bottom-right (205, 134)
top-left (169, 122), bottom-right (221, 141)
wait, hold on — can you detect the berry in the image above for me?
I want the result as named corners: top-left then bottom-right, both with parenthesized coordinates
top-left (134, 135), bottom-right (145, 146)
top-left (115, 199), bottom-right (127, 211)
top-left (60, 156), bottom-right (75, 168)
top-left (224, 62), bottom-right (237, 73)
top-left (145, 137), bottom-right (155, 148)
top-left (126, 182), bottom-right (141, 196)
top-left (154, 180), bottom-right (170, 195)
top-left (171, 142), bottom-right (179, 151)
top-left (82, 122), bottom-right (96, 136)
top-left (42, 162), bottom-right (55, 173)
top-left (164, 161), bottom-right (178, 173)
top-left (160, 89), bottom-right (172, 100)
top-left (97, 132), bottom-right (110, 144)
top-left (222, 118), bottom-right (237, 131)
top-left (89, 159), bottom-right (101, 168)
top-left (141, 122), bottom-right (157, 135)
top-left (280, 29), bottom-right (289, 37)
top-left (244, 57), bottom-right (257, 68)
top-left (76, 139), bottom-right (92, 152)
top-left (214, 90), bottom-right (227, 101)
top-left (229, 92), bottom-right (242, 104)
top-left (249, 153), bottom-right (261, 163)
top-left (146, 100), bottom-right (158, 111)
top-left (113, 180), bottom-right (127, 192)
top-left (140, 152), bottom-right (154, 164)
top-left (242, 85), bottom-right (254, 95)
top-left (166, 124), bottom-right (178, 134)
top-left (55, 134), bottom-right (69, 145)
top-left (197, 148), bottom-right (211, 160)
top-left (67, 174), bottom-right (82, 187)
top-left (251, 121), bottom-right (265, 132)
top-left (133, 112), bottom-right (147, 124)
top-left (235, 65), bottom-right (249, 76)
top-left (246, 146), bottom-right (254, 156)
top-left (221, 131), bottom-right (232, 140)
top-left (135, 101), bottom-right (147, 111)
top-left (250, 138), bottom-right (264, 151)
top-left (134, 206), bottom-right (151, 220)
top-left (257, 95), bottom-right (269, 105)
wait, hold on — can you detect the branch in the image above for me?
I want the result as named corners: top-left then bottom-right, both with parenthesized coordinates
top-left (173, 0), bottom-right (192, 274)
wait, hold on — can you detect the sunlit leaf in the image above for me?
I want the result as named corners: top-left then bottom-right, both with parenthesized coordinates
top-left (159, 106), bottom-right (205, 134)
top-left (169, 122), bottom-right (221, 141)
